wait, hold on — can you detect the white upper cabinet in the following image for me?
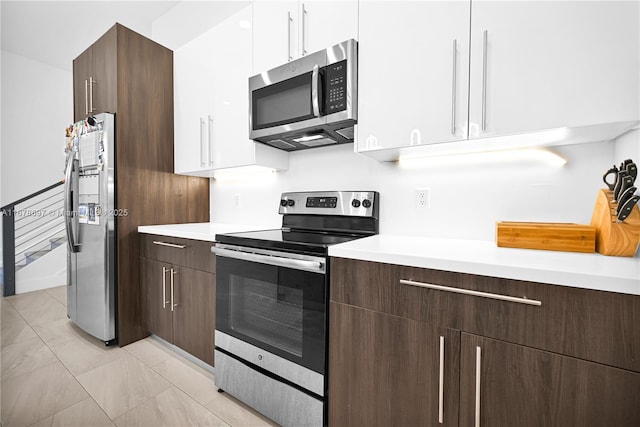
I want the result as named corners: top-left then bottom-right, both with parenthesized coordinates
top-left (357, 1), bottom-right (471, 152)
top-left (174, 32), bottom-right (216, 174)
top-left (252, 1), bottom-right (358, 75)
top-left (298, 1), bottom-right (358, 57)
top-left (357, 0), bottom-right (639, 159)
top-left (468, 1), bottom-right (640, 139)
top-left (174, 5), bottom-right (288, 176)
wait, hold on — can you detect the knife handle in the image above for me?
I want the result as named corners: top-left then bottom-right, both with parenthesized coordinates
top-left (626, 163), bottom-right (637, 181)
top-left (614, 170), bottom-right (629, 201)
top-left (617, 186), bottom-right (637, 215)
top-left (603, 166), bottom-right (618, 191)
top-left (617, 195), bottom-right (640, 223)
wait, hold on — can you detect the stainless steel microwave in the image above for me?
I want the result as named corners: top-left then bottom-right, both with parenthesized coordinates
top-left (249, 39), bottom-right (357, 151)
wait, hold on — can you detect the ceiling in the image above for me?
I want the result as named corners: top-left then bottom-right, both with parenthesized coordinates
top-left (1, 1), bottom-right (180, 71)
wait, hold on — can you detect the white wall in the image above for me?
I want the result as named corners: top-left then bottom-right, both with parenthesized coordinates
top-left (152, 1), bottom-right (251, 50)
top-left (210, 141), bottom-right (617, 241)
top-left (615, 128), bottom-right (640, 164)
top-left (0, 50), bottom-right (72, 206)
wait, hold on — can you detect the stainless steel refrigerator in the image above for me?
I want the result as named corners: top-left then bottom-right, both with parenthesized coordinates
top-left (64, 112), bottom-right (117, 345)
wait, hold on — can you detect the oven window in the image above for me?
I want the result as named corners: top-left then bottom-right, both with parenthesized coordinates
top-left (216, 256), bottom-right (327, 373)
top-left (229, 276), bottom-right (303, 357)
top-left (252, 72), bottom-right (315, 130)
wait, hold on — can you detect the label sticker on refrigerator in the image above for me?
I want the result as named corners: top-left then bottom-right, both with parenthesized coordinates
top-left (78, 204), bottom-right (88, 224)
top-left (87, 203), bottom-right (99, 225)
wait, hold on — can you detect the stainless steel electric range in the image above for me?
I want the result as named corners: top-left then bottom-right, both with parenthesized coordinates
top-left (212, 190), bottom-right (379, 427)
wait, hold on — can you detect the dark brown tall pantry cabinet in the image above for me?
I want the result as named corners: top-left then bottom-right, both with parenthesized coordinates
top-left (72, 24), bottom-right (210, 346)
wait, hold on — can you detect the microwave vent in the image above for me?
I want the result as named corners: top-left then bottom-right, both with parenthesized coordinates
top-left (267, 139), bottom-right (296, 150)
top-left (336, 126), bottom-right (354, 140)
top-left (300, 137), bottom-right (337, 147)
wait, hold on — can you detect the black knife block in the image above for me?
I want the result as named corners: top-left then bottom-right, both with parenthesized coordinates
top-left (590, 189), bottom-right (640, 257)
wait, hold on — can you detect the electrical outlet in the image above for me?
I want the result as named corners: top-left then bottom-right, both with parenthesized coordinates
top-left (415, 188), bottom-right (430, 209)
top-left (234, 194), bottom-right (241, 208)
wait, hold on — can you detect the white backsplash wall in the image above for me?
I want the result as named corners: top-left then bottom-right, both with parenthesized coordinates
top-left (615, 128), bottom-right (640, 164)
top-left (211, 140), bottom-right (616, 241)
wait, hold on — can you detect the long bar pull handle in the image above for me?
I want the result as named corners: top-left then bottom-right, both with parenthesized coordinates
top-left (287, 12), bottom-right (293, 61)
top-left (200, 118), bottom-right (206, 167)
top-left (153, 241), bottom-right (187, 249)
top-left (162, 267), bottom-right (169, 309)
top-left (301, 3), bottom-right (308, 55)
top-left (399, 280), bottom-right (542, 306)
top-left (208, 115), bottom-right (214, 166)
top-left (89, 76), bottom-right (94, 113)
top-left (451, 39), bottom-right (457, 135)
top-left (211, 246), bottom-right (325, 274)
top-left (475, 346), bottom-right (482, 427)
top-left (438, 335), bottom-right (445, 423)
top-left (311, 64), bottom-right (320, 117)
top-left (170, 268), bottom-right (177, 312)
top-left (64, 151), bottom-right (80, 253)
top-left (84, 80), bottom-right (89, 116)
top-left (481, 30), bottom-right (488, 131)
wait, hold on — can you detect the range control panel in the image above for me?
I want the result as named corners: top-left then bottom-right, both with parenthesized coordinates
top-left (279, 191), bottom-right (378, 218)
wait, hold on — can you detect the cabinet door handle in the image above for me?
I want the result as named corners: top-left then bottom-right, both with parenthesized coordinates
top-left (162, 267), bottom-right (169, 309)
top-left (152, 241), bottom-right (187, 249)
top-left (301, 3), bottom-right (308, 56)
top-left (451, 39), bottom-right (457, 135)
top-left (481, 30), bottom-right (488, 131)
top-left (200, 117), bottom-right (206, 167)
top-left (399, 279), bottom-right (542, 306)
top-left (438, 335), bottom-right (445, 424)
top-left (170, 268), bottom-right (177, 312)
top-left (89, 76), bottom-right (95, 113)
top-left (84, 80), bottom-right (89, 116)
top-left (475, 346), bottom-right (482, 427)
top-left (208, 115), bottom-right (214, 166)
top-left (287, 11), bottom-right (293, 61)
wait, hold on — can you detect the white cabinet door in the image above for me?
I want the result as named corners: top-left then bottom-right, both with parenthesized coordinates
top-left (298, 1), bottom-right (358, 56)
top-left (252, 1), bottom-right (299, 74)
top-left (210, 6), bottom-right (255, 169)
top-left (357, 1), bottom-right (471, 152)
top-left (468, 1), bottom-right (640, 139)
top-left (174, 35), bottom-right (215, 174)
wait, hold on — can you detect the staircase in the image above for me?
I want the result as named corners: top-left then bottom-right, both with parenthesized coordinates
top-left (2, 181), bottom-right (66, 296)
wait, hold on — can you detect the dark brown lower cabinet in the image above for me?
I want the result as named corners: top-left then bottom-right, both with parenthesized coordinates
top-left (459, 333), bottom-right (640, 427)
top-left (140, 235), bottom-right (215, 366)
top-left (328, 257), bottom-right (640, 426)
top-left (329, 302), bottom-right (460, 427)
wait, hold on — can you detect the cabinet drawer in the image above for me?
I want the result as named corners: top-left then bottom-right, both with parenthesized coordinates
top-left (330, 257), bottom-right (640, 372)
top-left (140, 234), bottom-right (215, 273)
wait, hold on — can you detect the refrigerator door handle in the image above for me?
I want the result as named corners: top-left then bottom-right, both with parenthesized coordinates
top-left (64, 151), bottom-right (80, 253)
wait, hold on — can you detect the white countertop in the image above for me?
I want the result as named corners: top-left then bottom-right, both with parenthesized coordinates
top-left (138, 222), bottom-right (272, 242)
top-left (328, 234), bottom-right (640, 296)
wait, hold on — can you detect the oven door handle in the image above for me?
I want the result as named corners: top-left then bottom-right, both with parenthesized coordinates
top-left (211, 246), bottom-right (326, 274)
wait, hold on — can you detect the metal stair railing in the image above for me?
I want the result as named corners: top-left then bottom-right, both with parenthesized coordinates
top-left (2, 181), bottom-right (65, 296)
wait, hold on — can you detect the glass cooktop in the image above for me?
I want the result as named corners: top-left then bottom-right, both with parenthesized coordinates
top-left (215, 229), bottom-right (367, 256)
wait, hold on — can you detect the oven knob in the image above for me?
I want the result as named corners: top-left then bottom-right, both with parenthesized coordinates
top-left (287, 199), bottom-right (295, 207)
top-left (280, 199), bottom-right (288, 207)
top-left (351, 199), bottom-right (361, 208)
top-left (362, 199), bottom-right (372, 208)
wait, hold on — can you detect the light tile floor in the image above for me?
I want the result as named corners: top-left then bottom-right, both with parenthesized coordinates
top-left (1, 286), bottom-right (278, 427)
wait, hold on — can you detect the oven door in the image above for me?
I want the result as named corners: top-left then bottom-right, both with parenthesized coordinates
top-left (213, 244), bottom-right (327, 375)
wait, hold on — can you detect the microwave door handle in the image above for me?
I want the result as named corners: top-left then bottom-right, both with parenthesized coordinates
top-left (312, 64), bottom-right (321, 117)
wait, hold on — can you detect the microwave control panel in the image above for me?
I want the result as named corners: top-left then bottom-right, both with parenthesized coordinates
top-left (325, 60), bottom-right (347, 114)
